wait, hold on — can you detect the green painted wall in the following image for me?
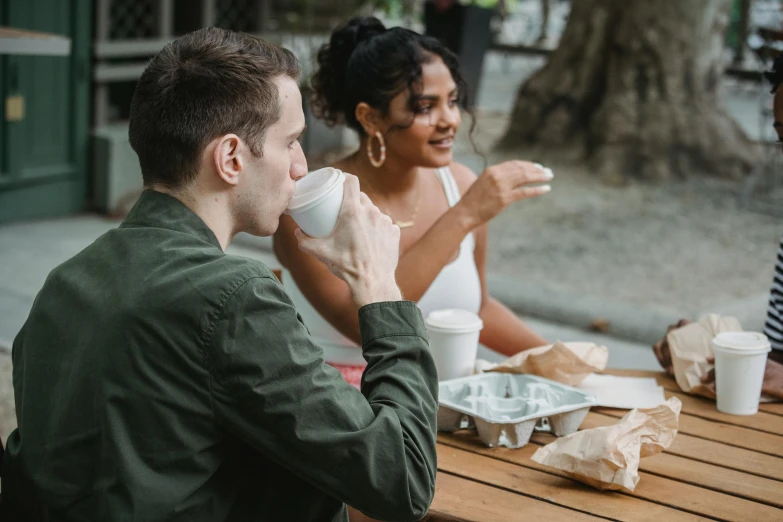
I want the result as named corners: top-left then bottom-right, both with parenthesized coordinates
top-left (0, 0), bottom-right (91, 223)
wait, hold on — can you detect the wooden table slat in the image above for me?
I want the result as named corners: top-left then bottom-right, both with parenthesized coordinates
top-left (660, 390), bottom-right (783, 434)
top-left (640, 452), bottom-right (783, 507)
top-left (438, 444), bottom-right (729, 521)
top-left (759, 402), bottom-right (783, 415)
top-left (524, 432), bottom-right (783, 507)
top-left (425, 472), bottom-right (605, 522)
top-left (578, 413), bottom-right (783, 481)
top-left (594, 405), bottom-right (783, 457)
top-left (428, 370), bottom-right (783, 521)
top-left (438, 434), bottom-right (783, 520)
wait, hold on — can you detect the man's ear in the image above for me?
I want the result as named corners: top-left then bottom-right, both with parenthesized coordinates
top-left (355, 102), bottom-right (382, 135)
top-left (212, 134), bottom-right (243, 186)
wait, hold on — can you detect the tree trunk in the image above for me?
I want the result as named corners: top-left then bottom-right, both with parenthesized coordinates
top-left (499, 0), bottom-right (755, 182)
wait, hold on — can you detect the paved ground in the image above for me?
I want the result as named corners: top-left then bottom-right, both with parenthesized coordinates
top-left (458, 47), bottom-right (781, 330)
top-left (0, 215), bottom-right (657, 446)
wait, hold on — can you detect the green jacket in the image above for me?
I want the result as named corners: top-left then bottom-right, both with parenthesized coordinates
top-left (1, 190), bottom-right (438, 522)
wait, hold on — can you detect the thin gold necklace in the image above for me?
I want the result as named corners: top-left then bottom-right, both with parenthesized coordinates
top-left (357, 158), bottom-right (422, 229)
top-left (367, 180), bottom-right (421, 229)
top-left (389, 181), bottom-right (421, 229)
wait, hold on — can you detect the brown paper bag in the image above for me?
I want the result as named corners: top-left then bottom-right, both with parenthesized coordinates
top-left (479, 341), bottom-right (608, 386)
top-left (667, 314), bottom-right (742, 400)
top-left (531, 397), bottom-right (682, 493)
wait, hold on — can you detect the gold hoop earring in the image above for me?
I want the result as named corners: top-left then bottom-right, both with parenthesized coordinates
top-left (367, 131), bottom-right (386, 168)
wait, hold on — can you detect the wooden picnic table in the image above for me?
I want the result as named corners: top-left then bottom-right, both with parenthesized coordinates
top-left (424, 370), bottom-right (783, 521)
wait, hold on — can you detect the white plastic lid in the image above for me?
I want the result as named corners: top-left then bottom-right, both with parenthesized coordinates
top-left (425, 309), bottom-right (484, 334)
top-left (712, 331), bottom-right (771, 355)
top-left (287, 168), bottom-right (342, 212)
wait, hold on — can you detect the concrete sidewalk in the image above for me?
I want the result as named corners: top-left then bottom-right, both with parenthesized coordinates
top-left (0, 218), bottom-right (279, 351)
top-left (0, 215), bottom-right (665, 372)
top-left (0, 213), bottom-right (663, 446)
top-left (0, 215), bottom-right (662, 445)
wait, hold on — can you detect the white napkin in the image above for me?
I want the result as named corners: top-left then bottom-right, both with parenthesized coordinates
top-left (578, 374), bottom-right (666, 409)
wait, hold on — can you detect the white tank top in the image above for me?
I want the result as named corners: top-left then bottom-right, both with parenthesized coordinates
top-left (282, 166), bottom-right (483, 365)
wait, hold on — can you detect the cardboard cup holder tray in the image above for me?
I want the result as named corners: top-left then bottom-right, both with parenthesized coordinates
top-left (438, 373), bottom-right (598, 448)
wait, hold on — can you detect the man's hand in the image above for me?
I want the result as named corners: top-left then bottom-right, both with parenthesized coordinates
top-left (763, 359), bottom-right (783, 399)
top-left (652, 319), bottom-right (691, 375)
top-left (295, 174), bottom-right (402, 308)
top-left (701, 357), bottom-right (783, 400)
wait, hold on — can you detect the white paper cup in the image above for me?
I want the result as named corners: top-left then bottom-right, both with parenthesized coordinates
top-left (425, 309), bottom-right (484, 381)
top-left (285, 167), bottom-right (345, 238)
top-left (712, 332), bottom-right (771, 416)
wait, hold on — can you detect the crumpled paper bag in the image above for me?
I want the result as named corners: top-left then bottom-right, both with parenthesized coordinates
top-left (475, 341), bottom-right (608, 386)
top-left (667, 314), bottom-right (742, 400)
top-left (531, 397), bottom-right (682, 493)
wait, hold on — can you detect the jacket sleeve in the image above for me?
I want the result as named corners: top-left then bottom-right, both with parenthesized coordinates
top-left (206, 275), bottom-right (438, 522)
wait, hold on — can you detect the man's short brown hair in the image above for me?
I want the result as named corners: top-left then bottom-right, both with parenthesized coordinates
top-left (129, 27), bottom-right (300, 188)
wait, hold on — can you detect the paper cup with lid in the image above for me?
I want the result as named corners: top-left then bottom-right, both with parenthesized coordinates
top-left (712, 331), bottom-right (771, 415)
top-left (425, 309), bottom-right (484, 381)
top-left (285, 167), bottom-right (346, 238)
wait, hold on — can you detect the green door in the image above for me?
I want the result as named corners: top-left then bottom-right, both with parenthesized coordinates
top-left (0, 0), bottom-right (91, 223)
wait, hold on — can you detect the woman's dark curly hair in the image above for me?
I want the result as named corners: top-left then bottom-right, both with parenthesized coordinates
top-left (765, 51), bottom-right (783, 93)
top-left (310, 16), bottom-right (475, 137)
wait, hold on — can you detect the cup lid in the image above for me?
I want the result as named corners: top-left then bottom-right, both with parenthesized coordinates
top-left (712, 331), bottom-right (771, 354)
top-left (287, 168), bottom-right (342, 211)
top-left (425, 309), bottom-right (484, 333)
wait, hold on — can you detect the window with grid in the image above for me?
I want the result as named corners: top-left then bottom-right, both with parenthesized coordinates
top-left (215, 0), bottom-right (258, 32)
top-left (109, 0), bottom-right (158, 39)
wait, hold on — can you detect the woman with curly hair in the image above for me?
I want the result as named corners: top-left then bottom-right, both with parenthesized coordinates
top-left (274, 17), bottom-right (553, 391)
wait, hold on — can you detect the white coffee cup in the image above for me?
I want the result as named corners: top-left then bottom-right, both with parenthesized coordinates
top-left (425, 309), bottom-right (484, 381)
top-left (285, 167), bottom-right (346, 238)
top-left (712, 331), bottom-right (771, 416)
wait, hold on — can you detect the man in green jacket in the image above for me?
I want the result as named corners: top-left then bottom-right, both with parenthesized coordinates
top-left (1, 27), bottom-right (438, 522)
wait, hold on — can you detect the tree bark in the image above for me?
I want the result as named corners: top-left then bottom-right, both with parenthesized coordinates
top-left (499, 0), bottom-right (755, 182)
